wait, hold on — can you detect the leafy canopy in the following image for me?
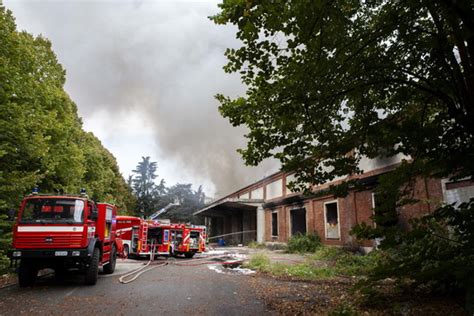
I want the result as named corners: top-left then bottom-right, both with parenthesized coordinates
top-left (212, 0), bottom-right (474, 191)
top-left (0, 5), bottom-right (135, 271)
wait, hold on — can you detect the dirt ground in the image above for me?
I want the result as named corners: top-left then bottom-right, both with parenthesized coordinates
top-left (226, 246), bottom-right (468, 315)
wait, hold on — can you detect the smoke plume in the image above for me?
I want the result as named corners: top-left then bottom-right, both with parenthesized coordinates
top-left (5, 0), bottom-right (279, 197)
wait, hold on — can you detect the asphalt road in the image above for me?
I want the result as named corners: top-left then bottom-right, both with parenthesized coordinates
top-left (0, 257), bottom-right (270, 315)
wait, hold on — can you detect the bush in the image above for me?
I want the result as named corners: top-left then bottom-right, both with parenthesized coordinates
top-left (356, 199), bottom-right (474, 313)
top-left (287, 233), bottom-right (321, 253)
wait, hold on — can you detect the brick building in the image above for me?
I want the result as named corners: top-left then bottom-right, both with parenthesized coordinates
top-left (195, 155), bottom-right (474, 250)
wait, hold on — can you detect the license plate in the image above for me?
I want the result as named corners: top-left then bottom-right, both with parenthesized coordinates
top-left (55, 251), bottom-right (68, 256)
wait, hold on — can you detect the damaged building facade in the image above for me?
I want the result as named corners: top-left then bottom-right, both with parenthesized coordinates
top-left (195, 155), bottom-right (474, 250)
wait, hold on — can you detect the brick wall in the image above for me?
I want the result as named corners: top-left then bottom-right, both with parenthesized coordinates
top-left (263, 177), bottom-right (445, 247)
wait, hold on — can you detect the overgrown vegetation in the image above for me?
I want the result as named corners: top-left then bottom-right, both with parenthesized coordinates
top-left (287, 233), bottom-right (321, 253)
top-left (356, 199), bottom-right (474, 312)
top-left (246, 246), bottom-right (380, 280)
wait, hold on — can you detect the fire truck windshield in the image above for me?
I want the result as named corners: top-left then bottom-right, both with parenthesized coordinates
top-left (20, 199), bottom-right (85, 224)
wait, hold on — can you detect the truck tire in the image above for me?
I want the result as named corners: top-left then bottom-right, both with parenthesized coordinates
top-left (18, 260), bottom-right (37, 287)
top-left (84, 247), bottom-right (100, 285)
top-left (184, 252), bottom-right (195, 259)
top-left (123, 244), bottom-right (129, 259)
top-left (103, 246), bottom-right (116, 274)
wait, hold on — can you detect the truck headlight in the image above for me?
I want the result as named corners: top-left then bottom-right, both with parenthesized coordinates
top-left (72, 251), bottom-right (80, 256)
top-left (12, 251), bottom-right (21, 257)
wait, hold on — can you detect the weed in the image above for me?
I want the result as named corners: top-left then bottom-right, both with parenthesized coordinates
top-left (329, 303), bottom-right (360, 316)
top-left (245, 253), bottom-right (271, 272)
top-left (247, 241), bottom-right (266, 249)
top-left (287, 233), bottom-right (321, 253)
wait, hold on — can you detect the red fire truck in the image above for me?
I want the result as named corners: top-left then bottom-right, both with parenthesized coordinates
top-left (116, 216), bottom-right (206, 258)
top-left (9, 191), bottom-right (120, 286)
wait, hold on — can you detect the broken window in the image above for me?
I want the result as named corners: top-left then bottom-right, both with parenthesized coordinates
top-left (291, 208), bottom-right (306, 236)
top-left (325, 202), bottom-right (340, 239)
top-left (272, 212), bottom-right (278, 236)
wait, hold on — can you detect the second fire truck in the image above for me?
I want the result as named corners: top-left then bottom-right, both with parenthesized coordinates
top-left (116, 216), bottom-right (206, 258)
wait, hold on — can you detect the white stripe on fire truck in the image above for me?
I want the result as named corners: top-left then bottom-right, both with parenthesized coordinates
top-left (17, 226), bottom-right (84, 232)
top-left (116, 227), bottom-right (132, 233)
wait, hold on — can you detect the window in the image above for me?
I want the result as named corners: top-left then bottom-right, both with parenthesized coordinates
top-left (266, 179), bottom-right (283, 199)
top-left (21, 198), bottom-right (84, 224)
top-left (324, 202), bottom-right (340, 239)
top-left (290, 208), bottom-right (306, 236)
top-left (372, 192), bottom-right (398, 227)
top-left (271, 212), bottom-right (278, 236)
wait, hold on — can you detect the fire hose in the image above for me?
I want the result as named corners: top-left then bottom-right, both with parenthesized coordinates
top-left (119, 242), bottom-right (168, 284)
top-left (119, 252), bottom-right (245, 283)
top-left (118, 260), bottom-right (168, 284)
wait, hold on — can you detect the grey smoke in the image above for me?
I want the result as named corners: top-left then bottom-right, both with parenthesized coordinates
top-left (5, 0), bottom-right (278, 197)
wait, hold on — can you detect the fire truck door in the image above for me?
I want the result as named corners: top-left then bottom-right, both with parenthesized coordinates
top-left (131, 226), bottom-right (139, 253)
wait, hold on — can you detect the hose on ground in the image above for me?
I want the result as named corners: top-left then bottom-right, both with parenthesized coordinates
top-left (119, 260), bottom-right (167, 284)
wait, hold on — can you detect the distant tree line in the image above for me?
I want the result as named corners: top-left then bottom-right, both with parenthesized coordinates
top-left (129, 156), bottom-right (205, 223)
top-left (0, 6), bottom-right (135, 271)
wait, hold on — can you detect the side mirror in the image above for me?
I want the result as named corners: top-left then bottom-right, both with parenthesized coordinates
top-left (88, 208), bottom-right (98, 221)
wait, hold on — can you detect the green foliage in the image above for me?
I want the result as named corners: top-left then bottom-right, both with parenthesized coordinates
top-left (0, 5), bottom-right (135, 269)
top-left (272, 263), bottom-right (336, 279)
top-left (287, 233), bottom-right (321, 253)
top-left (212, 0), bottom-right (474, 192)
top-left (357, 200), bottom-right (474, 312)
top-left (131, 156), bottom-right (161, 215)
top-left (213, 1), bottom-right (474, 309)
top-left (129, 157), bottom-right (205, 222)
top-left (245, 253), bottom-right (271, 272)
top-left (310, 246), bottom-right (381, 276)
top-left (246, 247), bottom-right (378, 281)
top-left (247, 241), bottom-right (266, 249)
top-left (245, 253), bottom-right (335, 279)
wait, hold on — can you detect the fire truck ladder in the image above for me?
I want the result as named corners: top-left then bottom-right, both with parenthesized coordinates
top-left (141, 222), bottom-right (148, 252)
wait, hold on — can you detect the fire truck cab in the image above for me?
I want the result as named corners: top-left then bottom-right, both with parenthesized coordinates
top-left (9, 192), bottom-right (120, 286)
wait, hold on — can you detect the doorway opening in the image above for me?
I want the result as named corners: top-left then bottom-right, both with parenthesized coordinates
top-left (291, 208), bottom-right (306, 236)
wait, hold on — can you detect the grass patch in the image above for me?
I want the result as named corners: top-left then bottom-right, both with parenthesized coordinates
top-left (247, 241), bottom-right (267, 249)
top-left (245, 253), bottom-right (336, 279)
top-left (246, 253), bottom-right (271, 272)
top-left (245, 247), bottom-right (381, 280)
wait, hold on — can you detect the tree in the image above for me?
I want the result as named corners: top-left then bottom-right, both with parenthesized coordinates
top-left (0, 5), bottom-right (135, 271)
top-left (131, 156), bottom-right (160, 216)
top-left (212, 0), bottom-right (473, 192)
top-left (212, 0), bottom-right (474, 308)
top-left (161, 184), bottom-right (205, 223)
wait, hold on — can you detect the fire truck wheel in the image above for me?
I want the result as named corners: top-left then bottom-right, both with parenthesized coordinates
top-left (18, 260), bottom-right (38, 287)
top-left (103, 246), bottom-right (117, 274)
top-left (184, 252), bottom-right (195, 259)
top-left (123, 244), bottom-right (129, 259)
top-left (84, 247), bottom-right (100, 285)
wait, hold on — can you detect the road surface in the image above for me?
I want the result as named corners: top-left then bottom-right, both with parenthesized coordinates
top-left (0, 257), bottom-right (270, 315)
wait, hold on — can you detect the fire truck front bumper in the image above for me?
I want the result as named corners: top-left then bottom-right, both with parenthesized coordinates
top-left (8, 248), bottom-right (89, 259)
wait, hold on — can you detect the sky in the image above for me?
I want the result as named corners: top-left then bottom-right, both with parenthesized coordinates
top-left (4, 0), bottom-right (279, 198)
